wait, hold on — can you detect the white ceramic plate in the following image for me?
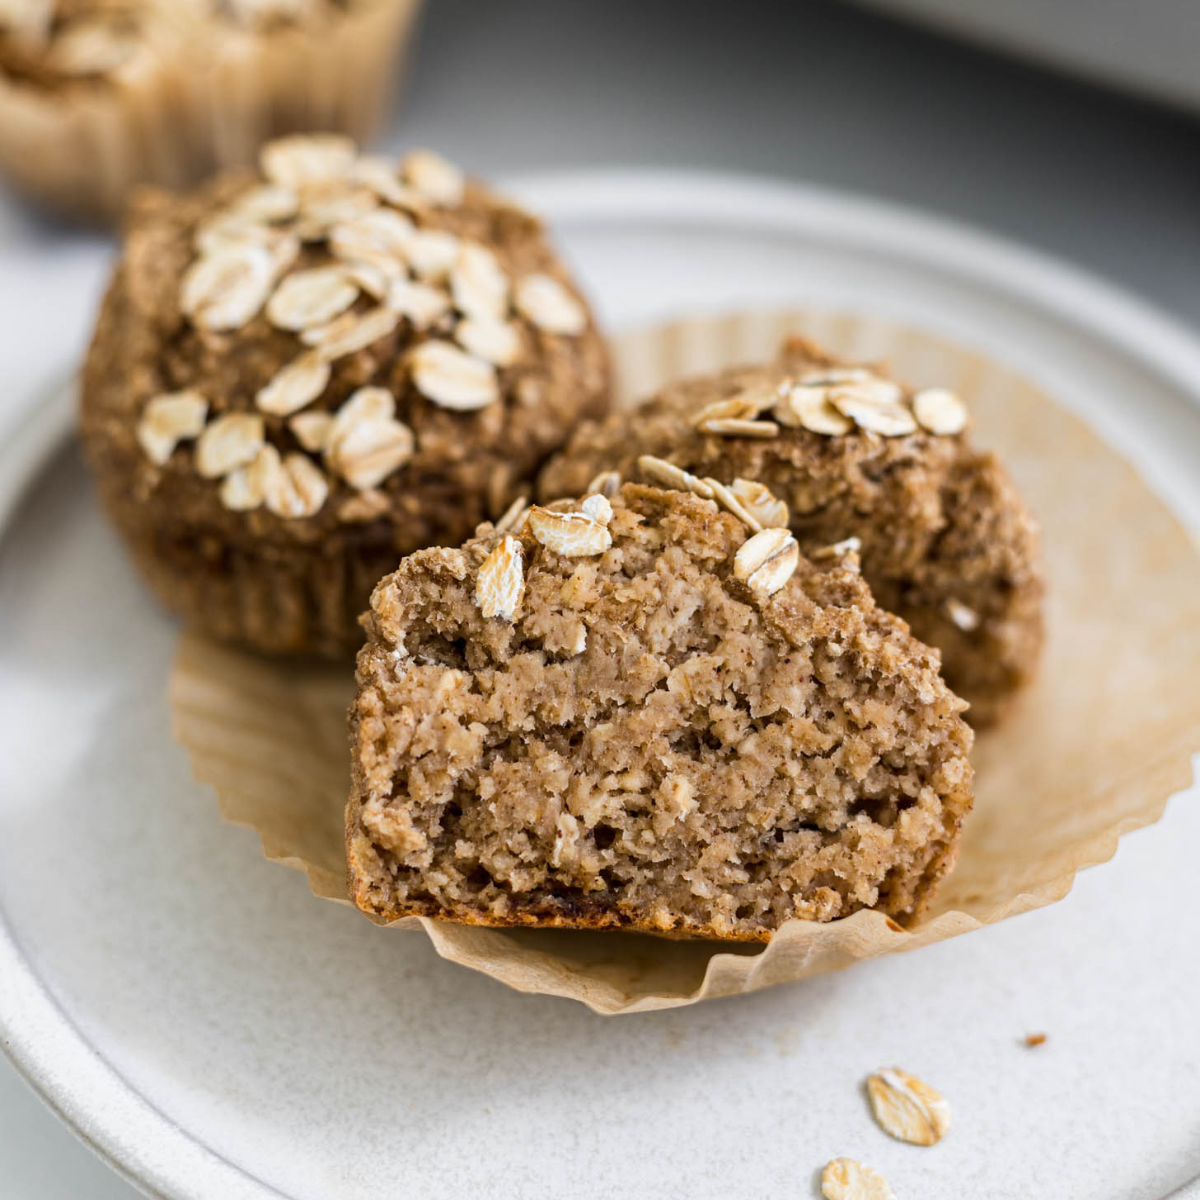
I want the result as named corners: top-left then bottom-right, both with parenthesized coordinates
top-left (1, 172), bottom-right (1198, 1200)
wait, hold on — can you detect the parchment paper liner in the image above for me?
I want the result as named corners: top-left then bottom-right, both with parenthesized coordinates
top-left (0, 0), bottom-right (424, 222)
top-left (170, 308), bottom-right (1200, 1014)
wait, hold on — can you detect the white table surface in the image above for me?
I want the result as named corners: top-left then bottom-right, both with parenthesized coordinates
top-left (2, 2), bottom-right (1199, 1195)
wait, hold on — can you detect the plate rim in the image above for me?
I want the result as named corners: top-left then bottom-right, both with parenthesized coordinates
top-left (3, 167), bottom-right (1200, 1200)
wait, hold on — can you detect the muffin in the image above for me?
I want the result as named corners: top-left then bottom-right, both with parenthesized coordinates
top-left (80, 136), bottom-right (611, 655)
top-left (539, 337), bottom-right (1043, 725)
top-left (346, 481), bottom-right (974, 940)
top-left (0, 0), bottom-right (424, 221)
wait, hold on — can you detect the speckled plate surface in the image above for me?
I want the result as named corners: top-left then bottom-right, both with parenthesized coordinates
top-left (1, 171), bottom-right (1198, 1200)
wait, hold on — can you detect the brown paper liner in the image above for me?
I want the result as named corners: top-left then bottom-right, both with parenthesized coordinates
top-left (170, 309), bottom-right (1200, 1014)
top-left (0, 0), bottom-right (424, 222)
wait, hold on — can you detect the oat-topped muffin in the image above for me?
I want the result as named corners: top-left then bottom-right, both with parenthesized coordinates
top-left (347, 482), bottom-right (974, 940)
top-left (0, 1), bottom-right (423, 220)
top-left (540, 337), bottom-right (1043, 725)
top-left (80, 136), bottom-right (610, 655)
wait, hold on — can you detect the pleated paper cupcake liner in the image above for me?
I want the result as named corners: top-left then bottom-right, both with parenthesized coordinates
top-left (170, 308), bottom-right (1200, 1013)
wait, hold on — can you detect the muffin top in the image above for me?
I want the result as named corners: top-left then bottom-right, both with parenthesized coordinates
top-left (539, 335), bottom-right (1043, 722)
top-left (0, 1), bottom-right (383, 88)
top-left (80, 135), bottom-right (610, 551)
top-left (540, 335), bottom-right (980, 582)
top-left (209, 1), bottom-right (377, 32)
top-left (0, 0), bottom-right (148, 86)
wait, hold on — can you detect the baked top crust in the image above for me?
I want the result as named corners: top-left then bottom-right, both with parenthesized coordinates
top-left (80, 137), bottom-right (610, 558)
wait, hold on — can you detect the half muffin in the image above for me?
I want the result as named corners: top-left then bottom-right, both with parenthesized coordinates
top-left (347, 482), bottom-right (974, 940)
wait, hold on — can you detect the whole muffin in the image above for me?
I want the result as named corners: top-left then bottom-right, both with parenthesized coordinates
top-left (0, 1), bottom-right (424, 221)
top-left (80, 136), bottom-right (611, 655)
top-left (539, 336), bottom-right (1043, 725)
top-left (347, 482), bottom-right (974, 940)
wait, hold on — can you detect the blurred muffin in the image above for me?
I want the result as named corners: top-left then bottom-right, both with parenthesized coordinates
top-left (539, 336), bottom-right (1043, 725)
top-left (0, 0), bottom-right (424, 221)
top-left (79, 136), bottom-right (611, 655)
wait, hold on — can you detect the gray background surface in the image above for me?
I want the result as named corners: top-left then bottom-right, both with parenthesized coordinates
top-left (2, 1), bottom-right (1197, 1195)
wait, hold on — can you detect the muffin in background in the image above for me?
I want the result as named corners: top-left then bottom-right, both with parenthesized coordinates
top-left (79, 136), bottom-right (611, 655)
top-left (0, 0), bottom-right (425, 221)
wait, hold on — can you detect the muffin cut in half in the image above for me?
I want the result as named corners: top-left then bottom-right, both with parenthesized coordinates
top-left (539, 336), bottom-right (1043, 725)
top-left (347, 481), bottom-right (974, 941)
top-left (80, 135), bottom-right (610, 656)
